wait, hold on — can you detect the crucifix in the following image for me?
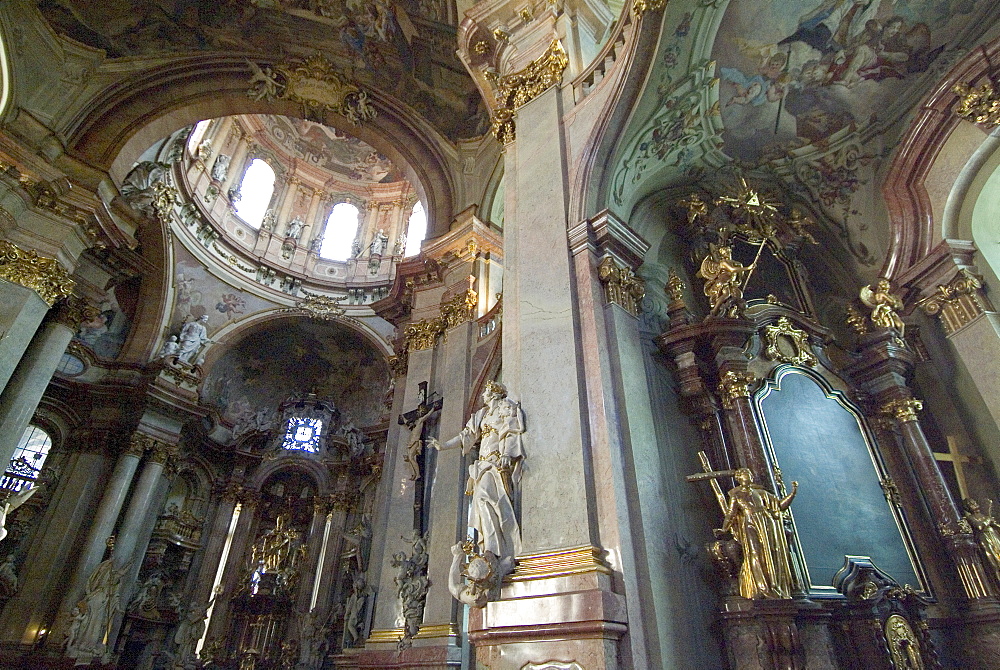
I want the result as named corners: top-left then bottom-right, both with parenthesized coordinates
top-left (685, 451), bottom-right (736, 516)
top-left (934, 436), bottom-right (980, 500)
top-left (398, 381), bottom-right (443, 534)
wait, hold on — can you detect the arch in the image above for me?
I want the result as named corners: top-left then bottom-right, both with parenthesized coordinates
top-left (0, 19), bottom-right (11, 120)
top-left (248, 460), bottom-right (330, 496)
top-left (881, 38), bottom-right (1000, 278)
top-left (62, 59), bottom-right (456, 240)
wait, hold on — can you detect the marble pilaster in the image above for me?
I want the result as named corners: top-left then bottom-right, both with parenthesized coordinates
top-left (0, 279), bottom-right (49, 395)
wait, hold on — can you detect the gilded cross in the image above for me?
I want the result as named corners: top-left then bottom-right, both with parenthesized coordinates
top-left (933, 436), bottom-right (979, 500)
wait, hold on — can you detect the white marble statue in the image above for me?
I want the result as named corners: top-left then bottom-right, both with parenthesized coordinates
top-left (428, 381), bottom-right (525, 567)
top-left (173, 599), bottom-right (211, 664)
top-left (286, 217), bottom-right (304, 240)
top-left (261, 208), bottom-right (276, 232)
top-left (67, 559), bottom-right (129, 659)
top-left (210, 154), bottom-right (230, 182)
top-left (0, 554), bottom-right (18, 597)
top-left (157, 335), bottom-right (179, 360)
top-left (0, 486), bottom-right (38, 543)
top-left (342, 572), bottom-right (371, 648)
top-left (369, 229), bottom-right (388, 256)
top-left (176, 315), bottom-right (210, 365)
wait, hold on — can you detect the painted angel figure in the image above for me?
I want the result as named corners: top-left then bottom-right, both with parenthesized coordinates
top-left (860, 278), bottom-right (905, 337)
top-left (697, 244), bottom-right (755, 318)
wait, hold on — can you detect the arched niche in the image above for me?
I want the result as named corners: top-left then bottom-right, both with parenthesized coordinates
top-left (755, 367), bottom-right (925, 595)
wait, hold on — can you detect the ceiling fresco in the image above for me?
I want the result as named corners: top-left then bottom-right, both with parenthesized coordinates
top-left (610, 0), bottom-right (999, 271)
top-left (35, 0), bottom-right (487, 140)
top-left (714, 0), bottom-right (979, 163)
top-left (265, 115), bottom-right (405, 183)
top-left (201, 318), bottom-right (390, 431)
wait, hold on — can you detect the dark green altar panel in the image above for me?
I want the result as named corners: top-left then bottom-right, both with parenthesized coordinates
top-left (757, 370), bottom-right (921, 594)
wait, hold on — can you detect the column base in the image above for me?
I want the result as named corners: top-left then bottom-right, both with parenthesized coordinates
top-left (336, 625), bottom-right (461, 669)
top-left (468, 568), bottom-right (627, 670)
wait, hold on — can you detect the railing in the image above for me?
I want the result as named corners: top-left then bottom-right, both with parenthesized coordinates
top-left (571, 4), bottom-right (637, 104)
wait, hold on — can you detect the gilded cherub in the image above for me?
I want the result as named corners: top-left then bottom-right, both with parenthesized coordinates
top-left (697, 244), bottom-right (755, 318)
top-left (860, 278), bottom-right (905, 337)
top-left (679, 193), bottom-right (710, 226)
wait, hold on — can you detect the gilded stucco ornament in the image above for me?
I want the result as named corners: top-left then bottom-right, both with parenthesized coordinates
top-left (440, 288), bottom-right (478, 328)
top-left (51, 296), bottom-right (100, 330)
top-left (404, 289), bottom-right (479, 351)
top-left (0, 240), bottom-right (74, 307)
top-left (666, 268), bottom-right (686, 305)
top-left (597, 257), bottom-right (645, 316)
top-left (697, 244), bottom-right (753, 318)
top-left (717, 370), bottom-right (757, 409)
top-left (404, 317), bottom-right (446, 351)
top-left (388, 350), bottom-right (409, 377)
top-left (885, 614), bottom-right (926, 670)
top-left (762, 317), bottom-right (817, 367)
top-left (490, 40), bottom-right (569, 144)
top-left (881, 398), bottom-right (922, 423)
top-left (953, 82), bottom-right (1000, 128)
top-left (247, 55), bottom-right (376, 124)
top-left (962, 498), bottom-right (1000, 583)
top-left (918, 268), bottom-right (991, 336)
top-left (860, 278), bottom-right (906, 337)
top-left (289, 291), bottom-right (351, 322)
top-left (632, 0), bottom-right (669, 17)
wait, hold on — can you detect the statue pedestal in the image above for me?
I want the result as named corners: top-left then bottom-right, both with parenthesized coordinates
top-left (468, 551), bottom-right (627, 670)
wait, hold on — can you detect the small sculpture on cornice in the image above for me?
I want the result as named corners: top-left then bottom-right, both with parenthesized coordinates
top-left (156, 335), bottom-right (179, 360)
top-left (247, 60), bottom-right (286, 102)
top-left (211, 154), bottom-right (231, 182)
top-left (286, 217), bottom-right (304, 240)
top-left (369, 228), bottom-right (388, 256)
top-left (261, 208), bottom-right (276, 232)
top-left (176, 315), bottom-right (211, 366)
top-left (860, 278), bottom-right (905, 337)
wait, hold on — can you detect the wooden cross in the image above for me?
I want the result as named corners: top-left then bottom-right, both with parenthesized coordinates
top-left (397, 381), bottom-right (443, 535)
top-left (933, 436), bottom-right (979, 500)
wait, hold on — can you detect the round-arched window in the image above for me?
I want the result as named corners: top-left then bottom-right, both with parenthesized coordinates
top-left (404, 201), bottom-right (427, 257)
top-left (2, 425), bottom-right (53, 492)
top-left (234, 159), bottom-right (276, 229)
top-left (320, 202), bottom-right (361, 261)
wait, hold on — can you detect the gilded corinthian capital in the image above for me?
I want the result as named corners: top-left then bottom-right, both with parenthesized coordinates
top-left (0, 240), bottom-right (74, 306)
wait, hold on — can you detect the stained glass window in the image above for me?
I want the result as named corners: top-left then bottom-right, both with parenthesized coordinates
top-left (281, 417), bottom-right (323, 453)
top-left (2, 425), bottom-right (52, 492)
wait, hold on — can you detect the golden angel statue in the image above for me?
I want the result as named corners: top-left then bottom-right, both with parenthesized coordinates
top-left (716, 468), bottom-right (798, 600)
top-left (860, 278), bottom-right (905, 337)
top-left (697, 244), bottom-right (755, 317)
top-left (963, 498), bottom-right (1000, 580)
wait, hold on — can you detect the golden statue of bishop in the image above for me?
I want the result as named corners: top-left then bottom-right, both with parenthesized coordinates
top-left (697, 244), bottom-right (755, 318)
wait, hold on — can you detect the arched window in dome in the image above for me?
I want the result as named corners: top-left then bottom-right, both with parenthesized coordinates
top-left (2, 425), bottom-right (53, 493)
top-left (320, 202), bottom-right (361, 261)
top-left (404, 201), bottom-right (427, 257)
top-left (234, 159), bottom-right (276, 229)
top-left (187, 120), bottom-right (211, 153)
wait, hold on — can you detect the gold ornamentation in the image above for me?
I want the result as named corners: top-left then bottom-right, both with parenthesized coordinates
top-left (666, 268), bottom-right (686, 306)
top-left (597, 257), bottom-right (645, 316)
top-left (962, 498), bottom-right (1000, 583)
top-left (881, 398), bottom-right (923, 423)
top-left (473, 41), bottom-right (489, 54)
top-left (885, 614), bottom-right (925, 670)
top-left (247, 55), bottom-right (376, 124)
top-left (953, 82), bottom-right (1000, 128)
top-left (762, 317), bottom-right (817, 367)
top-left (149, 441), bottom-right (179, 466)
top-left (388, 350), bottom-right (409, 377)
top-left (508, 545), bottom-right (612, 582)
top-left (715, 177), bottom-right (780, 238)
top-left (440, 289), bottom-right (478, 328)
top-left (860, 278), bottom-right (905, 337)
top-left (880, 477), bottom-right (902, 507)
top-left (697, 244), bottom-right (753, 318)
top-left (0, 241), bottom-right (74, 307)
top-left (292, 291), bottom-right (350, 322)
top-left (718, 370), bottom-right (757, 409)
top-left (329, 490), bottom-right (359, 511)
top-left (151, 182), bottom-right (179, 223)
top-left (678, 193), bottom-right (709, 226)
top-left (845, 303), bottom-right (869, 336)
top-left (50, 295), bottom-right (100, 330)
top-left (632, 0), bottom-right (668, 16)
top-left (492, 28), bottom-right (510, 42)
top-left (125, 432), bottom-right (153, 458)
top-left (404, 316), bottom-right (446, 351)
top-left (918, 269), bottom-right (991, 336)
top-left (490, 40), bottom-right (568, 143)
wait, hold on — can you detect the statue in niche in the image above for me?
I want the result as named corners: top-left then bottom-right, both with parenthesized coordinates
top-left (392, 532), bottom-right (429, 650)
top-left (309, 236), bottom-right (323, 253)
top-left (351, 239), bottom-right (363, 258)
top-left (129, 571), bottom-right (164, 615)
top-left (697, 243), bottom-right (755, 318)
top-left (0, 485), bottom-right (39, 543)
top-left (286, 217), bottom-right (305, 240)
top-left (66, 559), bottom-right (130, 658)
top-left (176, 315), bottom-right (210, 365)
top-left (261, 208), bottom-right (276, 232)
top-left (716, 468), bottom-right (798, 600)
top-left (157, 335), bottom-right (179, 360)
top-left (963, 498), bottom-right (1000, 581)
top-left (342, 571), bottom-right (373, 648)
top-left (428, 381), bottom-right (525, 573)
top-left (369, 229), bottom-right (388, 256)
top-left (340, 515), bottom-right (372, 574)
top-left (211, 154), bottom-right (231, 182)
top-left (173, 599), bottom-right (212, 665)
top-left (860, 278), bottom-right (906, 337)
top-left (0, 554), bottom-right (18, 598)
top-left (297, 608), bottom-right (331, 668)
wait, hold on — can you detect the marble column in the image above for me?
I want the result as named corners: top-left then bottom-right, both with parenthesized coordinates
top-left (0, 240), bottom-right (75, 395)
top-left (112, 440), bottom-right (175, 569)
top-left (51, 434), bottom-right (146, 642)
top-left (0, 439), bottom-right (108, 645)
top-left (296, 498), bottom-right (331, 613)
top-left (205, 490), bottom-right (258, 641)
top-left (0, 296), bottom-right (94, 467)
top-left (191, 483), bottom-right (241, 606)
top-left (0, 280), bottom-right (50, 395)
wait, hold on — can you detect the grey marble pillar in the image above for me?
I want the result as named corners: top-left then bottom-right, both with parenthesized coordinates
top-left (0, 297), bottom-right (93, 467)
top-left (112, 441), bottom-right (174, 569)
top-left (51, 434), bottom-right (146, 641)
top-left (0, 279), bottom-right (50, 395)
top-left (205, 491), bottom-right (258, 641)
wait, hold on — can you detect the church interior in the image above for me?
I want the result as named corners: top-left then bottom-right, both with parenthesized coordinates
top-left (1, 0), bottom-right (1000, 668)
